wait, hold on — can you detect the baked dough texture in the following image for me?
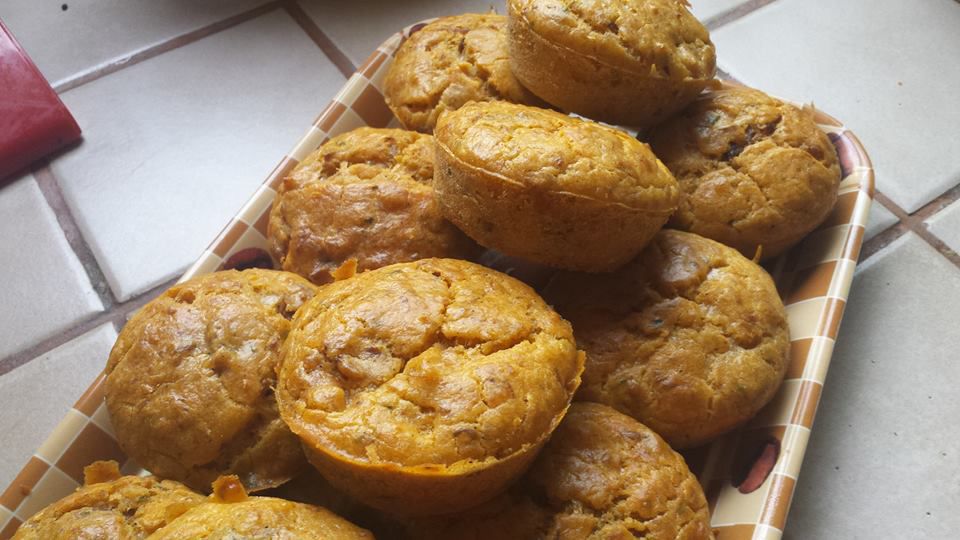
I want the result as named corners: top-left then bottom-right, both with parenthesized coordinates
top-left (407, 403), bottom-right (712, 539)
top-left (507, 0), bottom-right (716, 126)
top-left (268, 128), bottom-right (477, 284)
top-left (277, 258), bottom-right (584, 516)
top-left (13, 461), bottom-right (205, 539)
top-left (649, 86), bottom-right (841, 259)
top-left (147, 476), bottom-right (373, 540)
top-left (434, 101), bottom-right (679, 272)
top-left (105, 269), bottom-right (317, 492)
top-left (384, 13), bottom-right (541, 132)
top-left (545, 230), bottom-right (789, 448)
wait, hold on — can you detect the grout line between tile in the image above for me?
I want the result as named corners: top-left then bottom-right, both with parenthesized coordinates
top-left (911, 182), bottom-right (960, 222)
top-left (859, 222), bottom-right (909, 262)
top-left (910, 228), bottom-right (960, 270)
top-left (704, 0), bottom-right (779, 31)
top-left (0, 276), bottom-right (176, 378)
top-left (32, 165), bottom-right (115, 310)
top-left (874, 191), bottom-right (914, 225)
top-left (53, 1), bottom-right (283, 94)
top-left (282, 0), bottom-right (356, 78)
top-left (873, 191), bottom-right (960, 270)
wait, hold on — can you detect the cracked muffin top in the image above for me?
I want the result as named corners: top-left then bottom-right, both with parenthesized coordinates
top-left (13, 461), bottom-right (205, 540)
top-left (105, 269), bottom-right (317, 492)
top-left (384, 13), bottom-right (541, 132)
top-left (508, 0), bottom-right (715, 81)
top-left (406, 403), bottom-right (712, 539)
top-left (268, 128), bottom-right (477, 285)
top-left (544, 230), bottom-right (789, 448)
top-left (148, 476), bottom-right (373, 539)
top-left (649, 85), bottom-right (841, 259)
top-left (282, 128), bottom-right (433, 192)
top-left (436, 101), bottom-right (679, 210)
top-left (277, 257), bottom-right (583, 469)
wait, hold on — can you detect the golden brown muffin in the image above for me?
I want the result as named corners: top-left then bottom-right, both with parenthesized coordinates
top-left (148, 476), bottom-right (374, 539)
top-left (649, 85), bottom-right (842, 259)
top-left (507, 0), bottom-right (716, 126)
top-left (544, 230), bottom-right (789, 448)
top-left (406, 403), bottom-right (712, 539)
top-left (105, 269), bottom-right (317, 492)
top-left (268, 128), bottom-right (477, 284)
top-left (276, 258), bottom-right (584, 516)
top-left (384, 13), bottom-right (542, 133)
top-left (434, 101), bottom-right (679, 272)
top-left (13, 461), bottom-right (205, 540)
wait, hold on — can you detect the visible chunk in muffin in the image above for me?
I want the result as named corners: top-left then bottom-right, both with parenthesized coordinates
top-left (434, 101), bottom-right (679, 272)
top-left (507, 0), bottom-right (716, 126)
top-left (545, 230), bottom-right (790, 448)
top-left (406, 403), bottom-right (713, 539)
top-left (277, 258), bottom-right (584, 516)
top-left (649, 85), bottom-right (842, 259)
top-left (13, 461), bottom-right (204, 539)
top-left (384, 13), bottom-right (542, 132)
top-left (268, 128), bottom-right (477, 284)
top-left (105, 269), bottom-right (317, 492)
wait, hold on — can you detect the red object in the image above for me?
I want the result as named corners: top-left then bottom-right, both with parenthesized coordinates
top-left (0, 18), bottom-right (81, 182)
top-left (735, 439), bottom-right (781, 494)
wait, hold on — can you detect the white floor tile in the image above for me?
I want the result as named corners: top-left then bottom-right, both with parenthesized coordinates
top-left (52, 11), bottom-right (346, 302)
top-left (0, 177), bottom-right (102, 360)
top-left (786, 233), bottom-right (960, 538)
top-left (298, 0), bottom-right (500, 66)
top-left (713, 0), bottom-right (960, 213)
top-left (865, 200), bottom-right (898, 241)
top-left (925, 200), bottom-right (960, 254)
top-left (0, 0), bottom-right (268, 87)
top-left (689, 0), bottom-right (750, 22)
top-left (0, 324), bottom-right (116, 488)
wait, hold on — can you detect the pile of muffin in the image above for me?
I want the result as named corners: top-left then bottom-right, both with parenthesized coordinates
top-left (14, 1), bottom-right (842, 538)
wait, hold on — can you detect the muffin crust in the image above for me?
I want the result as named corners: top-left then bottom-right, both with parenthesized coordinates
top-left (650, 86), bottom-right (841, 258)
top-left (545, 230), bottom-right (789, 448)
top-left (105, 269), bottom-right (317, 492)
top-left (268, 128), bottom-right (476, 284)
top-left (408, 403), bottom-right (712, 539)
top-left (277, 258), bottom-right (584, 515)
top-left (148, 476), bottom-right (373, 539)
top-left (384, 13), bottom-right (541, 132)
top-left (434, 101), bottom-right (679, 271)
top-left (507, 0), bottom-right (716, 126)
top-left (13, 462), bottom-right (204, 540)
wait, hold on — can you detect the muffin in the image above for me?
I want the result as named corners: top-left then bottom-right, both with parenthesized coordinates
top-left (545, 230), bottom-right (789, 448)
top-left (507, 0), bottom-right (716, 126)
top-left (148, 476), bottom-right (373, 539)
top-left (268, 128), bottom-right (477, 284)
top-left (105, 269), bottom-right (317, 492)
top-left (434, 101), bottom-right (679, 272)
top-left (276, 258), bottom-right (584, 516)
top-left (407, 403), bottom-right (712, 539)
top-left (384, 13), bottom-right (541, 133)
top-left (13, 461), bottom-right (204, 539)
top-left (649, 85), bottom-right (842, 259)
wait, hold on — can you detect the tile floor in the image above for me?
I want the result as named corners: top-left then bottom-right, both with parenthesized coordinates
top-left (0, 1), bottom-right (957, 537)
